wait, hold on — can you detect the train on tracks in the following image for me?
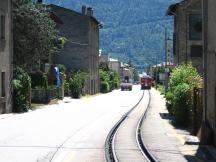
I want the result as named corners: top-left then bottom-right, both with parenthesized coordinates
top-left (140, 75), bottom-right (153, 90)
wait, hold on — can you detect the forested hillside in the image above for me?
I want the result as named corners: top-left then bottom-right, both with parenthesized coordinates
top-left (46, 0), bottom-right (177, 70)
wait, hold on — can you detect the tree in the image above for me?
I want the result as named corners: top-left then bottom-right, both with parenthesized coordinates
top-left (133, 68), bottom-right (139, 82)
top-left (13, 0), bottom-right (58, 68)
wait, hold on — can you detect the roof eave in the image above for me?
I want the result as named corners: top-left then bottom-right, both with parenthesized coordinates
top-left (166, 3), bottom-right (179, 16)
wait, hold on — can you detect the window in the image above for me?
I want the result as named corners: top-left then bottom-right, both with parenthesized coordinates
top-left (1, 72), bottom-right (5, 97)
top-left (0, 15), bottom-right (6, 40)
top-left (189, 14), bottom-right (202, 40)
top-left (190, 45), bottom-right (202, 57)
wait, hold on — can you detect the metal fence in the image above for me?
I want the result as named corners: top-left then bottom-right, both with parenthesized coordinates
top-left (31, 88), bottom-right (57, 103)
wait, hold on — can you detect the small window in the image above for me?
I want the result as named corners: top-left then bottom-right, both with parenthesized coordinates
top-left (189, 14), bottom-right (202, 40)
top-left (1, 72), bottom-right (5, 97)
top-left (1, 15), bottom-right (6, 40)
top-left (190, 45), bottom-right (202, 57)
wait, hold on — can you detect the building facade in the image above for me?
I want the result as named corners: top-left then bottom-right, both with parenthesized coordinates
top-left (109, 58), bottom-right (121, 75)
top-left (120, 63), bottom-right (134, 83)
top-left (99, 50), bottom-right (109, 64)
top-left (0, 0), bottom-right (13, 113)
top-left (49, 4), bottom-right (101, 95)
top-left (202, 0), bottom-right (216, 145)
top-left (167, 0), bottom-right (203, 74)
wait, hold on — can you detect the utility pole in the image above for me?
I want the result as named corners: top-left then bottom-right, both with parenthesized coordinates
top-left (165, 28), bottom-right (168, 66)
top-left (164, 28), bottom-right (169, 91)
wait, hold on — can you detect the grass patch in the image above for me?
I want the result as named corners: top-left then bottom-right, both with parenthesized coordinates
top-left (31, 99), bottom-right (59, 110)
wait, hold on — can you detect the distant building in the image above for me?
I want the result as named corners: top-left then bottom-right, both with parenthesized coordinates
top-left (49, 4), bottom-right (102, 95)
top-left (121, 63), bottom-right (134, 83)
top-left (0, 0), bottom-right (13, 113)
top-left (109, 58), bottom-right (121, 75)
top-left (202, 0), bottom-right (216, 146)
top-left (167, 0), bottom-right (203, 74)
top-left (99, 50), bottom-right (109, 64)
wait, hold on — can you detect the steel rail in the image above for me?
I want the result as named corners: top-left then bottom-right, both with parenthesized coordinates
top-left (104, 90), bottom-right (145, 162)
top-left (105, 90), bottom-right (158, 162)
top-left (136, 90), bottom-right (158, 162)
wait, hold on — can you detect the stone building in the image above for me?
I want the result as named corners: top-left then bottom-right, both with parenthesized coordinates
top-left (120, 63), bottom-right (134, 83)
top-left (202, 0), bottom-right (216, 145)
top-left (99, 50), bottom-right (109, 64)
top-left (109, 58), bottom-right (121, 75)
top-left (49, 4), bottom-right (101, 95)
top-left (167, 0), bottom-right (203, 74)
top-left (0, 0), bottom-right (13, 113)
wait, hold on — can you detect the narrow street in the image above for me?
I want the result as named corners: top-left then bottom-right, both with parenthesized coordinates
top-left (0, 85), bottom-right (143, 162)
top-left (1, 0), bottom-right (216, 162)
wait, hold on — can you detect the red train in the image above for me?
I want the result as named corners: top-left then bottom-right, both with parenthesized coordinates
top-left (141, 75), bottom-right (153, 90)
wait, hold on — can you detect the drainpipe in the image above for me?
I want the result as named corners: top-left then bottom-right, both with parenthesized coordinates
top-left (203, 0), bottom-right (208, 125)
top-left (198, 0), bottom-right (212, 145)
top-left (185, 9), bottom-right (188, 64)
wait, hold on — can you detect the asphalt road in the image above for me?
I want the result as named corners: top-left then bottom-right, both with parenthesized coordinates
top-left (0, 85), bottom-right (143, 162)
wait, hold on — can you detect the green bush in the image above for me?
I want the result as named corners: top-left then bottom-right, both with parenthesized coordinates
top-left (69, 71), bottom-right (88, 98)
top-left (58, 64), bottom-right (67, 74)
top-left (165, 91), bottom-right (174, 114)
top-left (99, 69), bottom-right (120, 92)
top-left (167, 64), bottom-right (202, 126)
top-left (57, 64), bottom-right (70, 96)
top-left (64, 80), bottom-right (70, 96)
top-left (12, 67), bottom-right (31, 112)
top-left (101, 81), bottom-right (110, 93)
top-left (100, 69), bottom-right (109, 82)
top-left (113, 71), bottom-right (120, 88)
top-left (172, 83), bottom-right (191, 126)
top-left (169, 63), bottom-right (202, 91)
top-left (157, 85), bottom-right (165, 94)
top-left (30, 71), bottom-right (48, 89)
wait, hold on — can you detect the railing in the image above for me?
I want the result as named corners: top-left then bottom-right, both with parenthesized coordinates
top-left (31, 88), bottom-right (57, 103)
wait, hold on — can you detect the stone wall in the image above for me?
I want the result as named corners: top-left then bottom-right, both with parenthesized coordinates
top-left (50, 5), bottom-right (100, 94)
top-left (172, 0), bottom-right (203, 74)
top-left (205, 0), bottom-right (216, 145)
top-left (0, 0), bottom-right (13, 113)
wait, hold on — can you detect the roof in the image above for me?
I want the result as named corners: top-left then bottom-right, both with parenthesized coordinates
top-left (47, 4), bottom-right (101, 25)
top-left (109, 58), bottom-right (119, 62)
top-left (166, 3), bottom-right (180, 15)
top-left (49, 12), bottom-right (63, 25)
top-left (141, 75), bottom-right (152, 79)
top-left (166, 0), bottom-right (187, 16)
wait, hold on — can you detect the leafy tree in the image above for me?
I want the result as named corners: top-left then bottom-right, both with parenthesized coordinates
top-left (46, 0), bottom-right (173, 70)
top-left (13, 0), bottom-right (58, 67)
top-left (133, 68), bottom-right (139, 82)
top-left (12, 66), bottom-right (31, 112)
top-left (99, 62), bottom-right (109, 71)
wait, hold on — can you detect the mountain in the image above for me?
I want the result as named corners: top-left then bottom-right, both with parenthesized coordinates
top-left (45, 0), bottom-right (177, 71)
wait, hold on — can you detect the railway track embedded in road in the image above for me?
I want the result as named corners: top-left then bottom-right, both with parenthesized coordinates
top-left (105, 90), bottom-right (158, 162)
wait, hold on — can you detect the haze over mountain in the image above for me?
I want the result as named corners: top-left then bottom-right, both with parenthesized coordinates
top-left (45, 0), bottom-right (177, 70)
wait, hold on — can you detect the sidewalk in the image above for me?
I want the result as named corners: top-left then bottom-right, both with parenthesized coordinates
top-left (142, 88), bottom-right (216, 162)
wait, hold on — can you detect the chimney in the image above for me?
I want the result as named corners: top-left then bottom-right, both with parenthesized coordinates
top-left (82, 5), bottom-right (87, 15)
top-left (87, 7), bottom-right (93, 16)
